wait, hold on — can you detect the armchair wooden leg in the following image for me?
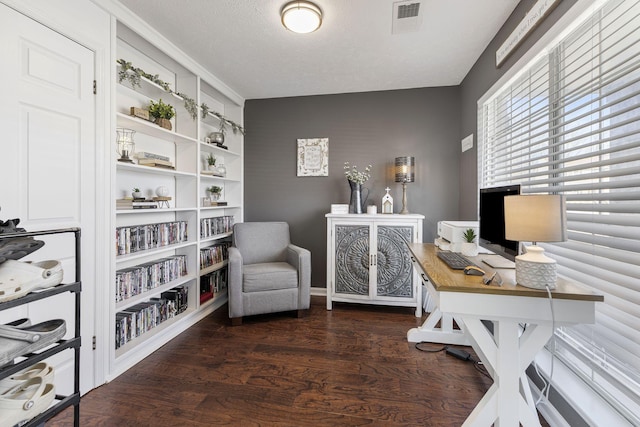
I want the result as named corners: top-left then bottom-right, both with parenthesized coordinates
top-left (296, 309), bottom-right (305, 318)
top-left (230, 317), bottom-right (243, 326)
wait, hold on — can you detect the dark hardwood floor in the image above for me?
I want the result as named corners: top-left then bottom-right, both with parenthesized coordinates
top-left (49, 296), bottom-right (542, 426)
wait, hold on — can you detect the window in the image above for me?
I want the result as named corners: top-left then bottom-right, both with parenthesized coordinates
top-left (478, 0), bottom-right (640, 422)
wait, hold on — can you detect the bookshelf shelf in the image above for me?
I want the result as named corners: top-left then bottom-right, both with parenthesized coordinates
top-left (114, 305), bottom-right (196, 358)
top-left (115, 274), bottom-right (196, 311)
top-left (115, 241), bottom-right (196, 264)
top-left (116, 113), bottom-right (197, 146)
top-left (116, 207), bottom-right (197, 215)
top-left (116, 161), bottom-right (197, 178)
top-left (200, 232), bottom-right (233, 242)
top-left (199, 141), bottom-right (241, 157)
top-left (200, 260), bottom-right (228, 276)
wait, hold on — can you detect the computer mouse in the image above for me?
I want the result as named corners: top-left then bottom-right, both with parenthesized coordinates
top-left (463, 266), bottom-right (486, 276)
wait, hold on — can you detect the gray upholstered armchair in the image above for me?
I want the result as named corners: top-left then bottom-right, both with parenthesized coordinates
top-left (228, 222), bottom-right (311, 325)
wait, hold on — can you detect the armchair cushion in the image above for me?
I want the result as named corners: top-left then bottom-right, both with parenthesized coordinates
top-left (233, 222), bottom-right (290, 264)
top-left (243, 262), bottom-right (298, 292)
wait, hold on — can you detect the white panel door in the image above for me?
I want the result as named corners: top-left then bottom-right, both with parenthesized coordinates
top-left (0, 4), bottom-right (96, 394)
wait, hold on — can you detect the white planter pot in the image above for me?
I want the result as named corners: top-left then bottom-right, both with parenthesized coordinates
top-left (461, 242), bottom-right (478, 257)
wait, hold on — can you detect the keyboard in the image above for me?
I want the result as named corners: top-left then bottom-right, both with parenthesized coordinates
top-left (437, 251), bottom-right (477, 270)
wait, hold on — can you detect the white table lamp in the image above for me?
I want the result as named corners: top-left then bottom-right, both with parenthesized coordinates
top-left (504, 194), bottom-right (567, 289)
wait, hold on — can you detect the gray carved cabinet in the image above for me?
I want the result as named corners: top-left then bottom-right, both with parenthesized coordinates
top-left (325, 214), bottom-right (424, 317)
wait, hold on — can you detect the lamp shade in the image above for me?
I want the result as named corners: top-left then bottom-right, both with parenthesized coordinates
top-left (281, 1), bottom-right (322, 34)
top-left (504, 194), bottom-right (567, 243)
top-left (394, 156), bottom-right (415, 183)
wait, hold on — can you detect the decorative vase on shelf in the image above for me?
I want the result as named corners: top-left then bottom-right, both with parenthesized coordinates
top-left (348, 180), bottom-right (369, 214)
top-left (155, 118), bottom-right (172, 130)
top-left (217, 163), bottom-right (227, 178)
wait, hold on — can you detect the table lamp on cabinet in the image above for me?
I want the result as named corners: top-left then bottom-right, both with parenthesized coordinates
top-left (395, 156), bottom-right (415, 214)
top-left (504, 194), bottom-right (567, 289)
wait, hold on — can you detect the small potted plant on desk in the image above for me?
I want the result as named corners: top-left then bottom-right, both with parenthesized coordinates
top-left (148, 98), bottom-right (175, 130)
top-left (461, 228), bottom-right (479, 257)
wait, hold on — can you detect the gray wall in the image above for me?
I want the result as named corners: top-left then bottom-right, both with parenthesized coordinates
top-left (459, 0), bottom-right (579, 219)
top-left (244, 87), bottom-right (461, 287)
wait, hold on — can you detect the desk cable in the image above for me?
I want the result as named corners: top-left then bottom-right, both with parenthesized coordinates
top-left (533, 284), bottom-right (556, 407)
top-left (414, 342), bottom-right (492, 379)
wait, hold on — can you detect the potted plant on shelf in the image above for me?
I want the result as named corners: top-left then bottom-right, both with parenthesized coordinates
top-left (132, 187), bottom-right (143, 199)
top-left (207, 185), bottom-right (222, 201)
top-left (461, 228), bottom-right (479, 257)
top-left (148, 98), bottom-right (175, 130)
top-left (206, 153), bottom-right (216, 171)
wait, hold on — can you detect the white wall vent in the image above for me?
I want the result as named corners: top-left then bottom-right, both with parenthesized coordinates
top-left (392, 1), bottom-right (423, 34)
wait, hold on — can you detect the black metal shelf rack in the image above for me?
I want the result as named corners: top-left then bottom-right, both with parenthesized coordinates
top-left (0, 227), bottom-right (81, 427)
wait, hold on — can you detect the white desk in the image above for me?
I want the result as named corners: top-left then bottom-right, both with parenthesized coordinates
top-left (407, 244), bottom-right (603, 427)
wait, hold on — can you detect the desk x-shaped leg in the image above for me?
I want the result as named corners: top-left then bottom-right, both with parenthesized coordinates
top-left (407, 307), bottom-right (471, 345)
top-left (461, 317), bottom-right (553, 427)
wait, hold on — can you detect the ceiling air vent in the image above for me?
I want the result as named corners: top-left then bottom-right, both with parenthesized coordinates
top-left (392, 1), bottom-right (423, 34)
top-left (398, 3), bottom-right (420, 19)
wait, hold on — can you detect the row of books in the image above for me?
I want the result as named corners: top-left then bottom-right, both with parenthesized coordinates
top-left (135, 152), bottom-right (174, 169)
top-left (116, 198), bottom-right (159, 210)
top-left (115, 255), bottom-right (187, 302)
top-left (116, 221), bottom-right (188, 255)
top-left (201, 215), bottom-right (234, 238)
top-left (115, 285), bottom-right (189, 349)
top-left (200, 242), bottom-right (230, 269)
top-left (200, 268), bottom-right (227, 304)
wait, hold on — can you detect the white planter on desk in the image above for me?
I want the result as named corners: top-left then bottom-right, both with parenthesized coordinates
top-left (460, 242), bottom-right (478, 257)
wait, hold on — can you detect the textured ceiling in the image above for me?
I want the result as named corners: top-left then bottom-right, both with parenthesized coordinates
top-left (116, 0), bottom-right (520, 100)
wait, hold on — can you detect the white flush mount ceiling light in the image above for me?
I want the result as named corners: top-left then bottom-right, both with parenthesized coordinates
top-left (281, 1), bottom-right (322, 34)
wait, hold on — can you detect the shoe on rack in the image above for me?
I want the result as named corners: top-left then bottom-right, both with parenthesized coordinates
top-left (0, 218), bottom-right (45, 266)
top-left (3, 319), bottom-right (31, 328)
top-left (0, 237), bottom-right (45, 265)
top-left (0, 376), bottom-right (55, 427)
top-left (0, 362), bottom-right (54, 394)
top-left (0, 260), bottom-right (63, 303)
top-left (0, 320), bottom-right (66, 367)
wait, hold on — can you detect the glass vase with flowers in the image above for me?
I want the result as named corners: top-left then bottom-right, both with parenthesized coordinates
top-left (344, 162), bottom-right (371, 214)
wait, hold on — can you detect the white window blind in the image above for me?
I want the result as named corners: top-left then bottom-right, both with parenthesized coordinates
top-left (478, 0), bottom-right (640, 422)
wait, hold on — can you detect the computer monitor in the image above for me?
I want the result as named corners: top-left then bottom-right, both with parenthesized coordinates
top-left (479, 185), bottom-right (520, 261)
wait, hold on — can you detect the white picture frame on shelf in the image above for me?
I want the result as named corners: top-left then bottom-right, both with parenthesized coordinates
top-left (297, 138), bottom-right (328, 177)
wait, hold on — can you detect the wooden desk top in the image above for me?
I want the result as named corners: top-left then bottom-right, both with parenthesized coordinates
top-left (408, 243), bottom-right (604, 302)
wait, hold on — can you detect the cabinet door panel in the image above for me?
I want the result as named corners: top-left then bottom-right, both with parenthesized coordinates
top-left (335, 224), bottom-right (370, 295)
top-left (376, 225), bottom-right (414, 297)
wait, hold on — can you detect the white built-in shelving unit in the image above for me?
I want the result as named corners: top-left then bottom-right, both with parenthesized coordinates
top-left (110, 21), bottom-right (243, 379)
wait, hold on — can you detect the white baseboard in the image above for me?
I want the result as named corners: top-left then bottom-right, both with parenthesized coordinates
top-left (310, 286), bottom-right (327, 296)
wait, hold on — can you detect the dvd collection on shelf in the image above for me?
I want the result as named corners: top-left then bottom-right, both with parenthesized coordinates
top-left (116, 255), bottom-right (188, 302)
top-left (200, 268), bottom-right (227, 304)
top-left (116, 221), bottom-right (188, 255)
top-left (200, 215), bottom-right (234, 239)
top-left (115, 285), bottom-right (189, 349)
top-left (200, 242), bottom-right (230, 269)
